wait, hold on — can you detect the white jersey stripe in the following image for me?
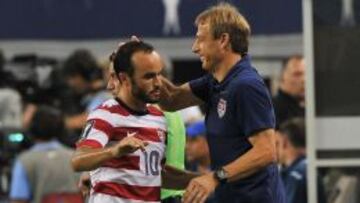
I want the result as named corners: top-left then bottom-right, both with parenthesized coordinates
top-left (87, 128), bottom-right (109, 147)
top-left (79, 98), bottom-right (167, 202)
top-left (88, 109), bottom-right (167, 131)
top-left (89, 192), bottom-right (160, 203)
top-left (91, 167), bottom-right (161, 187)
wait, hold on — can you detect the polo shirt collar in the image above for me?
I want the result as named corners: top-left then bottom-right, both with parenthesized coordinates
top-left (212, 54), bottom-right (251, 87)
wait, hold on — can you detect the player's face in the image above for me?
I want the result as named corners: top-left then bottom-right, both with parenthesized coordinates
top-left (192, 21), bottom-right (222, 72)
top-left (106, 64), bottom-right (120, 96)
top-left (130, 51), bottom-right (163, 104)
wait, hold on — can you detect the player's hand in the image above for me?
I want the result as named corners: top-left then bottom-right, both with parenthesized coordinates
top-left (182, 173), bottom-right (218, 203)
top-left (78, 172), bottom-right (91, 197)
top-left (111, 133), bottom-right (149, 157)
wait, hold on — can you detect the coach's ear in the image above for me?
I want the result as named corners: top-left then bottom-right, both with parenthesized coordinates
top-left (219, 33), bottom-right (231, 51)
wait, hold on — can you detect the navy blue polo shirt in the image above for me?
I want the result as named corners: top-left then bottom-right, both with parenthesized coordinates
top-left (189, 55), bottom-right (285, 203)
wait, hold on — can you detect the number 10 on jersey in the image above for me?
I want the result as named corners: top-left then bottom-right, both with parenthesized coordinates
top-left (143, 150), bottom-right (160, 176)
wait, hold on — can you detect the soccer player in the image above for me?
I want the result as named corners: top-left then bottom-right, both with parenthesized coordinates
top-left (71, 41), bottom-right (195, 203)
top-left (107, 59), bottom-right (187, 203)
top-left (158, 3), bottom-right (286, 203)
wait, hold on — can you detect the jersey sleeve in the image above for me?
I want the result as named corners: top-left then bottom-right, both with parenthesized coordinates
top-left (76, 108), bottom-right (114, 148)
top-left (189, 74), bottom-right (212, 103)
top-left (235, 79), bottom-right (275, 137)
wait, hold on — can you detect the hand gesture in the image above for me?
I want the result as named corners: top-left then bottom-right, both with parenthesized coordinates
top-left (111, 133), bottom-right (148, 157)
top-left (183, 173), bottom-right (218, 203)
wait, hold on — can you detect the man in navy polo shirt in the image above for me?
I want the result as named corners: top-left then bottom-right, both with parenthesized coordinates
top-left (159, 2), bottom-right (285, 203)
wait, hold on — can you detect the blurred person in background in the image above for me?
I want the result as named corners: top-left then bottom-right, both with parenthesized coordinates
top-left (178, 106), bottom-right (204, 125)
top-left (62, 49), bottom-right (111, 130)
top-left (185, 121), bottom-right (215, 203)
top-left (185, 121), bottom-right (210, 174)
top-left (273, 55), bottom-right (305, 128)
top-left (277, 117), bottom-right (326, 203)
top-left (0, 49), bottom-right (22, 129)
top-left (10, 105), bottom-right (80, 203)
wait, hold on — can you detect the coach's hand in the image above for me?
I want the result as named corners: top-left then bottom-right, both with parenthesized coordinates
top-left (183, 173), bottom-right (218, 203)
top-left (111, 133), bottom-right (148, 157)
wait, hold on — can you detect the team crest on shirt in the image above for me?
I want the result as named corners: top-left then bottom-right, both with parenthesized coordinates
top-left (217, 98), bottom-right (227, 118)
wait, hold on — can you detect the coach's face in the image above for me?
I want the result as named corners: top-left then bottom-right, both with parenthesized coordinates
top-left (130, 51), bottom-right (163, 104)
top-left (192, 21), bottom-right (223, 73)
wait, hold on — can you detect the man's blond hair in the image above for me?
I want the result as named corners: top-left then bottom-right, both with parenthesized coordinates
top-left (195, 2), bottom-right (251, 55)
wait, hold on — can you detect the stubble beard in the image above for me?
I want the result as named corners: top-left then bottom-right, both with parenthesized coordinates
top-left (131, 79), bottom-right (159, 104)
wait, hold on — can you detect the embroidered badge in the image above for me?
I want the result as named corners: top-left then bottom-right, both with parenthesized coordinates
top-left (217, 98), bottom-right (227, 118)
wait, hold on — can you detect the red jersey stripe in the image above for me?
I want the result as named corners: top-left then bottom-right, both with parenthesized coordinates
top-left (102, 156), bottom-right (140, 170)
top-left (147, 105), bottom-right (164, 117)
top-left (112, 127), bottom-right (165, 143)
top-left (90, 118), bottom-right (113, 137)
top-left (98, 104), bottom-right (130, 116)
top-left (93, 181), bottom-right (160, 201)
top-left (76, 139), bottom-right (103, 149)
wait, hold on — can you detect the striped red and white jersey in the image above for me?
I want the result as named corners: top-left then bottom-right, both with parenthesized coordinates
top-left (76, 98), bottom-right (167, 203)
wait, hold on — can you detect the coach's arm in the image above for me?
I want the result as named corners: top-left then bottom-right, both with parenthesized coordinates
top-left (222, 128), bottom-right (277, 180)
top-left (183, 128), bottom-right (277, 203)
top-left (159, 77), bottom-right (202, 111)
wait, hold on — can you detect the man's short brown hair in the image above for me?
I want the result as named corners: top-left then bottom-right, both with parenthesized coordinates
top-left (195, 2), bottom-right (251, 56)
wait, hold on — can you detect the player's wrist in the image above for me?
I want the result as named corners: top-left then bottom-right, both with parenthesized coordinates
top-left (108, 146), bottom-right (121, 158)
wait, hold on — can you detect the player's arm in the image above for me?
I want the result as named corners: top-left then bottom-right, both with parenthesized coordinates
top-left (71, 136), bottom-right (148, 172)
top-left (159, 77), bottom-right (203, 111)
top-left (223, 128), bottom-right (277, 181)
top-left (162, 165), bottom-right (199, 190)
